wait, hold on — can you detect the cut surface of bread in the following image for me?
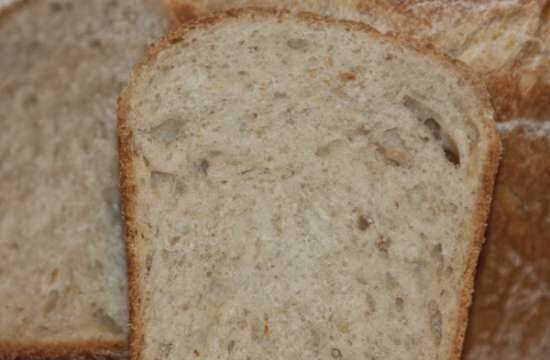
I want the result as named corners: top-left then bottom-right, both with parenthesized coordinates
top-left (172, 2), bottom-right (550, 359)
top-left (175, 0), bottom-right (550, 122)
top-left (464, 120), bottom-right (550, 360)
top-left (120, 9), bottom-right (500, 360)
top-left (0, 0), bottom-right (169, 357)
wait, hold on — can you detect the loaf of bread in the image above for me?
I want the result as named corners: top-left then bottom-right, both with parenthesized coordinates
top-left (119, 9), bottom-right (500, 360)
top-left (463, 120), bottom-right (550, 360)
top-left (0, 0), bottom-right (171, 358)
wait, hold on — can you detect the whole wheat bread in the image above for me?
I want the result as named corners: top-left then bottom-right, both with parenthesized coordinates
top-left (0, 0), bottom-right (171, 358)
top-left (119, 9), bottom-right (501, 360)
top-left (171, 2), bottom-right (550, 358)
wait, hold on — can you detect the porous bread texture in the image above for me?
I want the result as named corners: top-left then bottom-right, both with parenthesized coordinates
top-left (463, 121), bottom-right (550, 360)
top-left (173, 0), bottom-right (550, 122)
top-left (169, 2), bottom-right (550, 359)
top-left (120, 9), bottom-right (500, 360)
top-left (0, 0), bottom-right (168, 357)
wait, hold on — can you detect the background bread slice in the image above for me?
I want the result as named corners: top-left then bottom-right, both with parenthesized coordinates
top-left (465, 120), bottom-right (550, 360)
top-left (119, 9), bottom-right (500, 360)
top-left (0, 0), bottom-right (173, 358)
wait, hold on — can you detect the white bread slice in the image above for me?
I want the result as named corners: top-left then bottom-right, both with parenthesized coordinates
top-left (171, 3), bottom-right (550, 358)
top-left (174, 0), bottom-right (550, 123)
top-left (0, 0), bottom-right (171, 358)
top-left (119, 9), bottom-right (501, 360)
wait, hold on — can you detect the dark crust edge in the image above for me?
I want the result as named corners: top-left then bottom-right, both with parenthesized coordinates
top-left (0, 341), bottom-right (127, 360)
top-left (118, 7), bottom-right (502, 360)
top-left (117, 85), bottom-right (140, 360)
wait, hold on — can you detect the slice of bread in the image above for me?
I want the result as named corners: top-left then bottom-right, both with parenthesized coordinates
top-left (119, 9), bottom-right (501, 360)
top-left (0, 0), bottom-right (171, 358)
top-left (174, 0), bottom-right (550, 122)
top-left (171, 2), bottom-right (550, 359)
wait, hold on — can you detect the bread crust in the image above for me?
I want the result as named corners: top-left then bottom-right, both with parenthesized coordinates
top-left (119, 8), bottom-right (501, 360)
top-left (0, 0), bottom-right (27, 25)
top-left (0, 341), bottom-right (126, 360)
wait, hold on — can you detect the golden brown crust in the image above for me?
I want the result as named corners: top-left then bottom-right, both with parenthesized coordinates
top-left (0, 0), bottom-right (27, 26)
top-left (0, 341), bottom-right (126, 360)
top-left (486, 67), bottom-right (550, 122)
top-left (167, 0), bottom-right (200, 25)
top-left (117, 88), bottom-right (140, 360)
top-left (119, 8), bottom-right (501, 360)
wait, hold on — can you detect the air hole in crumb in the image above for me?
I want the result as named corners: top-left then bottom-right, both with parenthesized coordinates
top-left (315, 139), bottom-right (346, 158)
top-left (199, 159), bottom-right (210, 175)
top-left (145, 254), bottom-right (153, 273)
top-left (365, 293), bottom-right (376, 314)
top-left (424, 118), bottom-right (460, 165)
top-left (357, 215), bottom-right (372, 231)
top-left (331, 348), bottom-right (343, 358)
top-left (227, 340), bottom-right (236, 353)
top-left (287, 38), bottom-right (309, 50)
top-left (49, 2), bottom-right (62, 12)
top-left (274, 91), bottom-right (288, 99)
top-left (431, 243), bottom-right (444, 269)
top-left (93, 308), bottom-right (123, 334)
top-left (385, 272), bottom-right (399, 290)
top-left (151, 171), bottom-right (186, 196)
top-left (23, 93), bottom-right (38, 106)
top-left (148, 118), bottom-right (187, 144)
top-left (403, 97), bottom-right (461, 166)
top-left (395, 297), bottom-right (405, 311)
top-left (89, 39), bottom-right (102, 48)
top-left (159, 343), bottom-right (174, 358)
top-left (428, 301), bottom-right (443, 346)
top-left (44, 290), bottom-right (59, 315)
top-left (377, 129), bottom-right (411, 166)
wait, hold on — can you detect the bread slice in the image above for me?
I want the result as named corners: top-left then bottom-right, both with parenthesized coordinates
top-left (0, 0), bottom-right (171, 358)
top-left (174, 0), bottom-right (550, 122)
top-left (119, 9), bottom-right (501, 360)
top-left (171, 3), bottom-right (550, 358)
top-left (463, 120), bottom-right (550, 360)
